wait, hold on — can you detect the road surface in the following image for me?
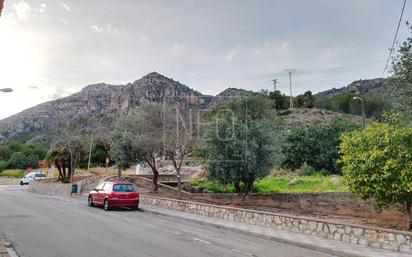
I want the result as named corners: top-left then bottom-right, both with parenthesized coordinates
top-left (0, 185), bottom-right (334, 257)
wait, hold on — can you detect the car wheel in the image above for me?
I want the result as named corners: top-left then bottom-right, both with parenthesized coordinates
top-left (103, 199), bottom-right (110, 211)
top-left (131, 206), bottom-right (139, 211)
top-left (20, 181), bottom-right (23, 186)
top-left (88, 195), bottom-right (94, 207)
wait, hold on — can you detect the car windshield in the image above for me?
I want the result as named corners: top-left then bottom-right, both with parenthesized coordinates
top-left (113, 184), bottom-right (136, 192)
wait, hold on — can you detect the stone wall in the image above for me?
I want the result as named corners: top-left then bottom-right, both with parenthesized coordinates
top-left (141, 195), bottom-right (412, 253)
top-left (29, 175), bottom-right (106, 196)
top-left (192, 192), bottom-right (406, 229)
top-left (28, 181), bottom-right (72, 195)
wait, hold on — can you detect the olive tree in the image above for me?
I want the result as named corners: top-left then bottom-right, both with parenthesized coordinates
top-left (204, 94), bottom-right (279, 201)
top-left (110, 102), bottom-right (166, 191)
top-left (340, 122), bottom-right (412, 229)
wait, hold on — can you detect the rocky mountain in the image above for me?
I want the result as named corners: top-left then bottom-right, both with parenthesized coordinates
top-left (0, 73), bottom-right (390, 143)
top-left (315, 78), bottom-right (398, 100)
top-left (207, 88), bottom-right (252, 108)
top-left (0, 72), bottom-right (241, 142)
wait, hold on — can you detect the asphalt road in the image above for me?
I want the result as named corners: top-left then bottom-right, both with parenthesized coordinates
top-left (0, 185), bottom-right (334, 257)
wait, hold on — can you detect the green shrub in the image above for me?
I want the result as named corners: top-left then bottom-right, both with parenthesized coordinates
top-left (282, 119), bottom-right (360, 174)
top-left (297, 162), bottom-right (316, 176)
top-left (0, 160), bottom-right (9, 172)
top-left (340, 122), bottom-right (412, 227)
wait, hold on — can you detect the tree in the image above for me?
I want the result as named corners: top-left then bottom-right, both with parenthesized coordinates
top-left (391, 23), bottom-right (412, 124)
top-left (281, 119), bottom-right (360, 174)
top-left (296, 91), bottom-right (314, 108)
top-left (9, 152), bottom-right (28, 169)
top-left (46, 129), bottom-right (87, 183)
top-left (164, 108), bottom-right (196, 195)
top-left (340, 122), bottom-right (412, 229)
top-left (204, 94), bottom-right (278, 201)
top-left (110, 102), bottom-right (166, 191)
top-left (269, 90), bottom-right (289, 111)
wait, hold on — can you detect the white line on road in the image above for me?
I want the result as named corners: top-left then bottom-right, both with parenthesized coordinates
top-left (193, 237), bottom-right (212, 245)
top-left (231, 248), bottom-right (253, 256)
top-left (143, 223), bottom-right (159, 229)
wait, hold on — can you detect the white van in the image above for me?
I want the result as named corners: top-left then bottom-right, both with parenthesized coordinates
top-left (20, 172), bottom-right (46, 185)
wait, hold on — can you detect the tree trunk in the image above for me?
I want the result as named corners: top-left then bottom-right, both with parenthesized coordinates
top-left (62, 162), bottom-right (67, 181)
top-left (243, 174), bottom-right (255, 203)
top-left (234, 182), bottom-right (242, 198)
top-left (153, 169), bottom-right (159, 192)
top-left (117, 167), bottom-right (122, 180)
top-left (176, 168), bottom-right (182, 196)
top-left (407, 201), bottom-right (412, 230)
top-left (68, 161), bottom-right (73, 183)
top-left (55, 159), bottom-right (63, 181)
top-left (172, 156), bottom-right (183, 196)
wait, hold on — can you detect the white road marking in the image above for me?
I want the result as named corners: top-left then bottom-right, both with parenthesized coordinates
top-left (231, 248), bottom-right (253, 256)
top-left (193, 237), bottom-right (212, 245)
top-left (143, 223), bottom-right (158, 229)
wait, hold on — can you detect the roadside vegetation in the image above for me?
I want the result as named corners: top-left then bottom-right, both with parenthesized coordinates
top-left (190, 174), bottom-right (346, 194)
top-left (0, 169), bottom-right (25, 178)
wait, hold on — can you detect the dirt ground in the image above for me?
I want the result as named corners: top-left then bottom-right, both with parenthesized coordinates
top-left (137, 180), bottom-right (408, 231)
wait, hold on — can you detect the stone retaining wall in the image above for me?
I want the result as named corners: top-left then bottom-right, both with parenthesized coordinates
top-left (193, 192), bottom-right (405, 229)
top-left (28, 175), bottom-right (106, 196)
top-left (141, 195), bottom-right (412, 253)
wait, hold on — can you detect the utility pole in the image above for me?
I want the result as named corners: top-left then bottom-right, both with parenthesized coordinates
top-left (271, 79), bottom-right (278, 91)
top-left (87, 131), bottom-right (94, 170)
top-left (285, 69), bottom-right (296, 109)
top-left (353, 97), bottom-right (366, 129)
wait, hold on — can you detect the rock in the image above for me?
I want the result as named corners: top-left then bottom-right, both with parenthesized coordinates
top-left (329, 177), bottom-right (341, 185)
top-left (288, 179), bottom-right (299, 186)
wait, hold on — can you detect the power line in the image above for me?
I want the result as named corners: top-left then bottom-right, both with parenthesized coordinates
top-left (381, 0), bottom-right (407, 78)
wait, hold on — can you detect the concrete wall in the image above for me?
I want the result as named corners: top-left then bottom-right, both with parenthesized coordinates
top-left (141, 195), bottom-right (412, 254)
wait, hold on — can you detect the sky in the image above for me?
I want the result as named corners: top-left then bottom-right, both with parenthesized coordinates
top-left (0, 0), bottom-right (410, 119)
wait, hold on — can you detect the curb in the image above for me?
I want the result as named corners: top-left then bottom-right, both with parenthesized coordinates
top-left (142, 206), bottom-right (366, 257)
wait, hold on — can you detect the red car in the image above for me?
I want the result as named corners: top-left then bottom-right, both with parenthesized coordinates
top-left (88, 181), bottom-right (140, 211)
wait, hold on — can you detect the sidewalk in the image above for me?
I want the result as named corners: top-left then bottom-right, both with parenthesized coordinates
top-left (142, 205), bottom-right (412, 257)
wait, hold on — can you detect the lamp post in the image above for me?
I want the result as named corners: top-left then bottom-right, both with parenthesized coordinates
top-left (353, 96), bottom-right (365, 129)
top-left (0, 88), bottom-right (13, 93)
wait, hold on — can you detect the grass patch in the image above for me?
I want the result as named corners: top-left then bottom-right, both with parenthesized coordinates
top-left (0, 169), bottom-right (25, 178)
top-left (190, 175), bottom-right (347, 193)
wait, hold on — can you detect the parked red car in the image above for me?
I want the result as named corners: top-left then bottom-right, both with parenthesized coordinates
top-left (88, 181), bottom-right (140, 211)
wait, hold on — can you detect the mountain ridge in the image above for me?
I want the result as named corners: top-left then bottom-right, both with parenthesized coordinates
top-left (0, 72), bottom-right (244, 142)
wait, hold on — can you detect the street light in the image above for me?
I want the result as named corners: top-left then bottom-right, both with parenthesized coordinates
top-left (0, 88), bottom-right (13, 93)
top-left (353, 96), bottom-right (365, 129)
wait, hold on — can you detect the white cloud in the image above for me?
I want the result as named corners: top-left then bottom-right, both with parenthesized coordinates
top-left (280, 42), bottom-right (289, 50)
top-left (90, 25), bottom-right (103, 33)
top-left (139, 34), bottom-right (150, 44)
top-left (60, 2), bottom-right (71, 12)
top-left (12, 1), bottom-right (32, 20)
top-left (224, 49), bottom-right (238, 62)
top-left (39, 3), bottom-right (47, 13)
top-left (59, 18), bottom-right (68, 24)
